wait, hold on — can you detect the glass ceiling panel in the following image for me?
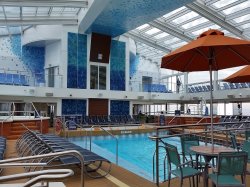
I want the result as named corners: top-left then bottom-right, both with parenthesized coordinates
top-left (241, 22), bottom-right (250, 29)
top-left (212, 0), bottom-right (238, 9)
top-left (233, 14), bottom-right (250, 23)
top-left (192, 25), bottom-right (221, 36)
top-left (164, 37), bottom-right (180, 45)
top-left (171, 41), bottom-right (188, 49)
top-left (145, 28), bottom-right (161, 35)
top-left (172, 11), bottom-right (199, 24)
top-left (8, 27), bottom-right (21, 34)
top-left (223, 1), bottom-right (250, 15)
top-left (162, 6), bottom-right (186, 19)
top-left (154, 32), bottom-right (169, 39)
top-left (136, 24), bottom-right (150, 30)
top-left (182, 17), bottom-right (209, 29)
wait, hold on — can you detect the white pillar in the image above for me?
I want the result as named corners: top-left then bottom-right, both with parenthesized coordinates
top-left (213, 71), bottom-right (218, 91)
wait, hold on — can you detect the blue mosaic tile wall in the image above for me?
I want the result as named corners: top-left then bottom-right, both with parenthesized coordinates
top-left (110, 40), bottom-right (125, 91)
top-left (62, 99), bottom-right (86, 115)
top-left (110, 100), bottom-right (129, 115)
top-left (67, 32), bottom-right (87, 89)
top-left (8, 35), bottom-right (45, 84)
top-left (22, 46), bottom-right (45, 83)
top-left (129, 52), bottom-right (139, 78)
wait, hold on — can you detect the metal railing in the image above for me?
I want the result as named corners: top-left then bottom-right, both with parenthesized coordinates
top-left (149, 121), bottom-right (250, 186)
top-left (0, 150), bottom-right (85, 187)
top-left (90, 125), bottom-right (119, 165)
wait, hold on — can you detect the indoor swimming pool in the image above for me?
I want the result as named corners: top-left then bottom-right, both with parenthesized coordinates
top-left (69, 132), bottom-right (182, 181)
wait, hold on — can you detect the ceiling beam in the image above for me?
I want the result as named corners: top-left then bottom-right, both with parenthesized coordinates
top-left (124, 32), bottom-right (171, 53)
top-left (186, 1), bottom-right (248, 40)
top-left (0, 17), bottom-right (78, 26)
top-left (0, 0), bottom-right (88, 8)
top-left (149, 20), bottom-right (194, 42)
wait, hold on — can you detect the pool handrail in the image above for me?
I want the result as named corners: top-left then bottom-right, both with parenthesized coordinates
top-left (90, 125), bottom-right (119, 165)
top-left (150, 120), bottom-right (250, 186)
top-left (31, 102), bottom-right (43, 133)
top-left (0, 150), bottom-right (85, 187)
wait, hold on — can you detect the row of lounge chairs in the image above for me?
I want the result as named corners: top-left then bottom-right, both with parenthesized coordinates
top-left (63, 115), bottom-right (141, 128)
top-left (223, 82), bottom-right (250, 90)
top-left (16, 130), bottom-right (111, 178)
top-left (188, 85), bottom-right (212, 93)
top-left (212, 115), bottom-right (250, 133)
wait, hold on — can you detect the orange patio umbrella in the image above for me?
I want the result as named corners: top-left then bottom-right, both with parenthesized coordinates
top-left (223, 65), bottom-right (250, 83)
top-left (161, 29), bottom-right (250, 147)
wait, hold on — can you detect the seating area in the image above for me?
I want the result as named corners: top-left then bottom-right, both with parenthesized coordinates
top-left (0, 73), bottom-right (28, 86)
top-left (222, 82), bottom-right (250, 90)
top-left (143, 83), bottom-right (172, 93)
top-left (62, 114), bottom-right (141, 128)
top-left (16, 130), bottom-right (112, 178)
top-left (187, 85), bottom-right (212, 93)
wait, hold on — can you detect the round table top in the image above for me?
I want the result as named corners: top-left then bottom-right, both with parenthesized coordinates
top-left (190, 145), bottom-right (235, 156)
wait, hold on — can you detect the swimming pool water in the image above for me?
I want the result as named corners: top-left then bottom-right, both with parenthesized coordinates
top-left (69, 133), bottom-right (182, 181)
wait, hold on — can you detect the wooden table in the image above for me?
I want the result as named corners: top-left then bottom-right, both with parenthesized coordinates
top-left (190, 145), bottom-right (235, 187)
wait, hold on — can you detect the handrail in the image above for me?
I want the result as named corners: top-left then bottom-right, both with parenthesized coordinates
top-left (167, 116), bottom-right (176, 125)
top-left (196, 117), bottom-right (205, 124)
top-left (90, 125), bottom-right (119, 165)
top-left (31, 102), bottom-right (43, 133)
top-left (150, 120), bottom-right (250, 186)
top-left (0, 169), bottom-right (74, 187)
top-left (0, 150), bottom-right (85, 187)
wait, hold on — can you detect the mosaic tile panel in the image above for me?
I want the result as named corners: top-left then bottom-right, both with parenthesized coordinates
top-left (67, 32), bottom-right (87, 89)
top-left (110, 40), bottom-right (125, 91)
top-left (62, 99), bottom-right (86, 115)
top-left (129, 52), bottom-right (139, 78)
top-left (67, 32), bottom-right (78, 88)
top-left (110, 100), bottom-right (130, 115)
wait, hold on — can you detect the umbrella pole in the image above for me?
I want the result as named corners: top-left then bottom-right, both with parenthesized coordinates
top-left (209, 63), bottom-right (214, 148)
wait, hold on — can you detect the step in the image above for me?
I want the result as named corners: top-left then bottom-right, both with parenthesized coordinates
top-left (7, 134), bottom-right (22, 140)
top-left (11, 126), bottom-right (39, 131)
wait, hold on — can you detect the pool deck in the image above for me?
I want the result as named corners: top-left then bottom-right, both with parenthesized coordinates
top-left (2, 140), bottom-right (250, 186)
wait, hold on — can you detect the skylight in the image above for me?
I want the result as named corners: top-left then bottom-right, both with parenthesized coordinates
top-left (192, 25), bottom-right (221, 36)
top-left (182, 17), bottom-right (209, 29)
top-left (162, 6), bottom-right (186, 19)
top-left (171, 41), bottom-right (188, 49)
top-left (136, 24), bottom-right (149, 30)
top-left (164, 37), bottom-right (180, 45)
top-left (223, 1), bottom-right (250, 15)
top-left (145, 28), bottom-right (161, 35)
top-left (154, 32), bottom-right (169, 39)
top-left (233, 14), bottom-right (250, 23)
top-left (212, 0), bottom-right (238, 9)
top-left (172, 11), bottom-right (199, 24)
top-left (241, 22), bottom-right (250, 29)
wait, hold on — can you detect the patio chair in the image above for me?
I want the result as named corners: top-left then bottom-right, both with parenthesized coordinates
top-left (164, 142), bottom-right (201, 187)
top-left (181, 135), bottom-right (206, 169)
top-left (208, 151), bottom-right (248, 187)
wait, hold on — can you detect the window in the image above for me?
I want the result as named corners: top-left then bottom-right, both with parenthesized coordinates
top-left (90, 65), bottom-right (107, 90)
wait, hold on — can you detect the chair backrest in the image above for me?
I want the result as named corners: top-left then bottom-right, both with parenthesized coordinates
top-left (245, 130), bottom-right (250, 141)
top-left (217, 152), bottom-right (247, 176)
top-left (229, 133), bottom-right (238, 150)
top-left (242, 141), bottom-right (250, 162)
top-left (164, 142), bottom-right (181, 167)
top-left (181, 135), bottom-right (199, 156)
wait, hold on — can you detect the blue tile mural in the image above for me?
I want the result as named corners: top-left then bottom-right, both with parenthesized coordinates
top-left (22, 46), bottom-right (45, 83)
top-left (110, 40), bottom-right (125, 91)
top-left (9, 35), bottom-right (45, 84)
top-left (67, 32), bottom-right (87, 89)
top-left (129, 52), bottom-right (139, 78)
top-left (62, 99), bottom-right (86, 115)
top-left (110, 100), bottom-right (130, 115)
top-left (85, 0), bottom-right (194, 37)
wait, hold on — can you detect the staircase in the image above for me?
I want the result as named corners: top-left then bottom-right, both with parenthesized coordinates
top-left (7, 122), bottom-right (40, 140)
